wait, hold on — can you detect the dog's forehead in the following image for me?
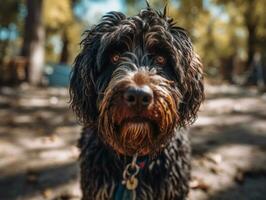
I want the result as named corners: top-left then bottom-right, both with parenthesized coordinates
top-left (107, 12), bottom-right (171, 51)
top-left (128, 11), bottom-right (168, 32)
top-left (97, 9), bottom-right (174, 49)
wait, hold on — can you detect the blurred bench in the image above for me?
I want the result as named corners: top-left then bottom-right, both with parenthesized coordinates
top-left (0, 56), bottom-right (28, 85)
top-left (44, 63), bottom-right (71, 87)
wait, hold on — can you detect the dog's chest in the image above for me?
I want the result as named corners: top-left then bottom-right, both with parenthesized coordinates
top-left (79, 129), bottom-right (190, 200)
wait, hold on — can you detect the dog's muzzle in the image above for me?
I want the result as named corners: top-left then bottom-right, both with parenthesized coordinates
top-left (98, 69), bottom-right (180, 156)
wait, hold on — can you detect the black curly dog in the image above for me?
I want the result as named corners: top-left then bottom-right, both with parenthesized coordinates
top-left (70, 4), bottom-right (204, 200)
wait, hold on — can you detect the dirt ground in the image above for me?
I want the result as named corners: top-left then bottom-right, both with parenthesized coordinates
top-left (0, 84), bottom-right (266, 200)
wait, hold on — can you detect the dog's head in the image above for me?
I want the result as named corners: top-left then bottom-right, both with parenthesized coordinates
top-left (70, 6), bottom-right (204, 156)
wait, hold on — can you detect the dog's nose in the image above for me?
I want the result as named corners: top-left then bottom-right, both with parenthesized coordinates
top-left (124, 85), bottom-right (153, 108)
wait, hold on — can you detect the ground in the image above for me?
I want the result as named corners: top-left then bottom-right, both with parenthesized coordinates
top-left (0, 84), bottom-right (266, 200)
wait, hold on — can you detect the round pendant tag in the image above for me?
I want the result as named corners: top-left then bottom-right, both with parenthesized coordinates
top-left (126, 177), bottom-right (138, 190)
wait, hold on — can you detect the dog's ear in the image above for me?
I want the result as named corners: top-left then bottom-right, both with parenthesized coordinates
top-left (170, 27), bottom-right (204, 126)
top-left (70, 48), bottom-right (98, 125)
top-left (70, 11), bottom-right (126, 125)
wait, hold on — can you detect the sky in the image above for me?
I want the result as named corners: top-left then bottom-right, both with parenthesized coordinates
top-left (74, 0), bottom-right (125, 24)
top-left (74, 0), bottom-right (229, 24)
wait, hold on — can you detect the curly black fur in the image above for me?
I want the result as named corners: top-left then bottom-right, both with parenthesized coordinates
top-left (70, 5), bottom-right (204, 200)
top-left (78, 127), bottom-right (191, 199)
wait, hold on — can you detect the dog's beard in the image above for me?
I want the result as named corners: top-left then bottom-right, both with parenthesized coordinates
top-left (119, 121), bottom-right (152, 155)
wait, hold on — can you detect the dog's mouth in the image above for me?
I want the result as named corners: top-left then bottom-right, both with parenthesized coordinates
top-left (120, 117), bottom-right (154, 127)
top-left (118, 117), bottom-right (158, 136)
top-left (114, 117), bottom-right (158, 155)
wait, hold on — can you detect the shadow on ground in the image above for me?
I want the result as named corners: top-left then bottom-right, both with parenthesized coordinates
top-left (0, 84), bottom-right (265, 200)
top-left (0, 162), bottom-right (79, 200)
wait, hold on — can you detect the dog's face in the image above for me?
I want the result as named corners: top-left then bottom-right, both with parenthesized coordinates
top-left (70, 7), bottom-right (204, 156)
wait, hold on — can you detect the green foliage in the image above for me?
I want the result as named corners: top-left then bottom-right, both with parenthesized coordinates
top-left (44, 0), bottom-right (73, 32)
top-left (212, 0), bottom-right (266, 64)
top-left (43, 0), bottom-right (82, 64)
top-left (0, 0), bottom-right (21, 27)
top-left (1, 0), bottom-right (266, 80)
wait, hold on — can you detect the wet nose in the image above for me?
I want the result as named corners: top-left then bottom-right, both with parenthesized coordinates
top-left (124, 85), bottom-right (153, 108)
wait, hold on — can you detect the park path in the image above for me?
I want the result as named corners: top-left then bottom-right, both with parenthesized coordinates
top-left (0, 84), bottom-right (266, 200)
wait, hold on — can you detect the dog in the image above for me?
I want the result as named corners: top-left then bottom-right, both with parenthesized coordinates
top-left (70, 4), bottom-right (204, 200)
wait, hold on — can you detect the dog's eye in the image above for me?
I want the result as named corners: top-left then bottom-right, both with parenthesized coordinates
top-left (155, 56), bottom-right (166, 65)
top-left (111, 54), bottom-right (120, 63)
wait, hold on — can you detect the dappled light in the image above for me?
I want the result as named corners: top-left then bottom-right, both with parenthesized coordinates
top-left (1, 0), bottom-right (266, 199)
top-left (1, 84), bottom-right (265, 199)
top-left (0, 86), bottom-right (81, 200)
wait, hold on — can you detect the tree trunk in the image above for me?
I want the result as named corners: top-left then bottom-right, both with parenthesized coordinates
top-left (0, 31), bottom-right (13, 84)
top-left (59, 31), bottom-right (70, 64)
top-left (244, 0), bottom-right (258, 68)
top-left (0, 40), bottom-right (9, 84)
top-left (21, 0), bottom-right (45, 85)
top-left (246, 24), bottom-right (257, 67)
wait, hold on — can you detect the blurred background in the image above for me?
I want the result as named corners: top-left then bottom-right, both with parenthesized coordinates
top-left (0, 0), bottom-right (265, 200)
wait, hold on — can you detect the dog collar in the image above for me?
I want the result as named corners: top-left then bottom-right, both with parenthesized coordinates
top-left (115, 154), bottom-right (148, 200)
top-left (135, 155), bottom-right (148, 169)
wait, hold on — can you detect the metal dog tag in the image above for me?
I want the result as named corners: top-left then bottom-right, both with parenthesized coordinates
top-left (126, 177), bottom-right (138, 190)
